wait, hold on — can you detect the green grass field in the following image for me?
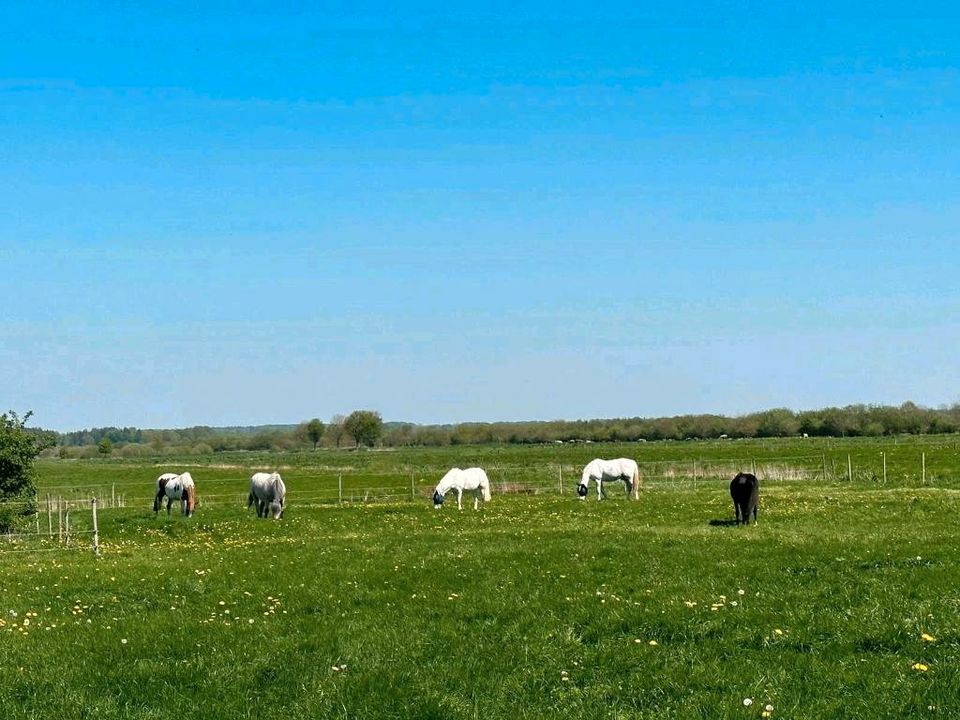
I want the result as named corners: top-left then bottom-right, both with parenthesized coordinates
top-left (2, 437), bottom-right (959, 718)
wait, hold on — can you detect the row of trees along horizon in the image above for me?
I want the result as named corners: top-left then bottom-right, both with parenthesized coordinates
top-left (30, 402), bottom-right (960, 458)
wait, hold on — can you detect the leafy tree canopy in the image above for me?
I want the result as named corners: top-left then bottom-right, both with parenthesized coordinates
top-left (0, 411), bottom-right (55, 531)
top-left (306, 418), bottom-right (325, 449)
top-left (344, 410), bottom-right (384, 449)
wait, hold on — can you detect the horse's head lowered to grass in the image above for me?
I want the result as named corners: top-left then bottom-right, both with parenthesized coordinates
top-left (433, 467), bottom-right (491, 511)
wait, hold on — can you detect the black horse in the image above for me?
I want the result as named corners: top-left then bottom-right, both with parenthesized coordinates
top-left (729, 472), bottom-right (759, 525)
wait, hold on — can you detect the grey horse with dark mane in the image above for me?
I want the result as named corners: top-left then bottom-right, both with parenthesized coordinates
top-left (248, 472), bottom-right (286, 519)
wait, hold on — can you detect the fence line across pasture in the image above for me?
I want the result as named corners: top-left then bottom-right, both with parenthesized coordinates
top-left (9, 450), bottom-right (948, 556)
top-left (23, 455), bottom-right (879, 506)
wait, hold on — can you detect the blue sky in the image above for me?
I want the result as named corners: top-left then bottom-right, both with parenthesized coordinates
top-left (2, 1), bottom-right (959, 430)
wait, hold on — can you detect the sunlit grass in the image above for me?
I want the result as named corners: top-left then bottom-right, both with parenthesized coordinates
top-left (2, 474), bottom-right (959, 718)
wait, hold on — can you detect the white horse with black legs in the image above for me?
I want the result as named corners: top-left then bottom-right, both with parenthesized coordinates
top-left (577, 458), bottom-right (641, 500)
top-left (153, 472), bottom-right (197, 516)
top-left (248, 472), bottom-right (286, 519)
top-left (433, 467), bottom-right (491, 510)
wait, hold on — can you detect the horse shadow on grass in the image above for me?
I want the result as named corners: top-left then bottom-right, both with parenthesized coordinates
top-left (708, 518), bottom-right (740, 527)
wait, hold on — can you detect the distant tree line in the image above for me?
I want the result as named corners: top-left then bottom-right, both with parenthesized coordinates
top-left (42, 402), bottom-right (960, 457)
top-left (381, 402), bottom-right (960, 446)
top-left (50, 411), bottom-right (386, 457)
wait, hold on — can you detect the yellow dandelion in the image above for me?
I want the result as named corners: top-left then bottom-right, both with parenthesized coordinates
top-left (912, 663), bottom-right (929, 672)
top-left (921, 633), bottom-right (935, 642)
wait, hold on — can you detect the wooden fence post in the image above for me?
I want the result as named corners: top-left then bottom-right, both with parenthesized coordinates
top-left (338, 474), bottom-right (343, 504)
top-left (558, 465), bottom-right (563, 494)
top-left (882, 452), bottom-right (887, 485)
top-left (922, 452), bottom-right (926, 485)
top-left (847, 455), bottom-right (852, 483)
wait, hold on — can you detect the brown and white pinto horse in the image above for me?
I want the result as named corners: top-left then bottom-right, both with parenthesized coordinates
top-left (153, 472), bottom-right (197, 517)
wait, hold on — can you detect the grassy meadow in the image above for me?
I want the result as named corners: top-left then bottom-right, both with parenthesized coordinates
top-left (2, 436), bottom-right (960, 718)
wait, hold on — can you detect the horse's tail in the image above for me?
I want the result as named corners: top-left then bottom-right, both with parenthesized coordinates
top-left (185, 484), bottom-right (196, 515)
top-left (632, 463), bottom-right (641, 500)
top-left (482, 473), bottom-right (492, 502)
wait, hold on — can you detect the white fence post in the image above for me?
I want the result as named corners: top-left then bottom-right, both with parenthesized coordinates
top-left (922, 452), bottom-right (926, 485)
top-left (882, 452), bottom-right (887, 485)
top-left (91, 498), bottom-right (100, 557)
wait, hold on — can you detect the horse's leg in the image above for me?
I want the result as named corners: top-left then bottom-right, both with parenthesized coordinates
top-left (474, 490), bottom-right (479, 510)
top-left (456, 488), bottom-right (463, 511)
top-left (153, 490), bottom-right (163, 514)
top-left (166, 497), bottom-right (173, 515)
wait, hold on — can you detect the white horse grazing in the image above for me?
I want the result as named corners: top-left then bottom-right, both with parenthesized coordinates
top-left (153, 472), bottom-right (197, 516)
top-left (577, 458), bottom-right (641, 500)
top-left (248, 472), bottom-right (286, 519)
top-left (433, 467), bottom-right (491, 510)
